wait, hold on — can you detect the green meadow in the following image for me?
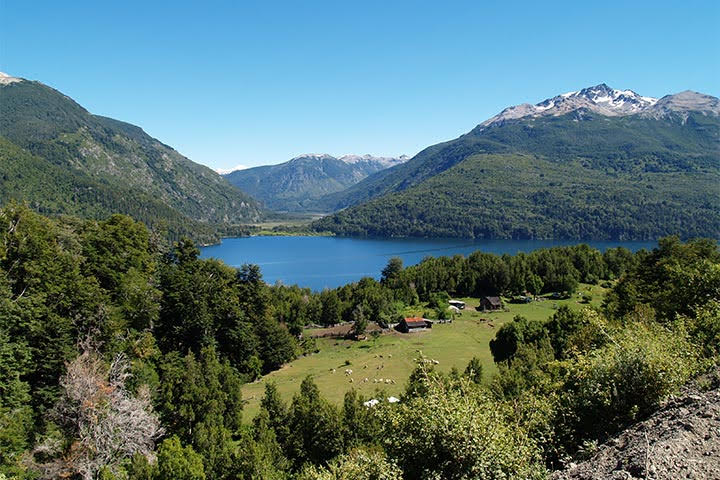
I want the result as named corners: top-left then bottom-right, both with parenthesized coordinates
top-left (241, 283), bottom-right (607, 420)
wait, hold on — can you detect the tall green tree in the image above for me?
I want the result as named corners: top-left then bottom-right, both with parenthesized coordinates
top-left (286, 376), bottom-right (344, 469)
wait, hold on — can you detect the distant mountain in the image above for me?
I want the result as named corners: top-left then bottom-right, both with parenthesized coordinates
top-left (0, 72), bottom-right (263, 242)
top-left (314, 85), bottom-right (720, 240)
top-left (223, 153), bottom-right (407, 211)
top-left (480, 84), bottom-right (720, 127)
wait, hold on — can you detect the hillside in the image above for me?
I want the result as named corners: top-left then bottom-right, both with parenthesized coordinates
top-left (553, 371), bottom-right (720, 480)
top-left (313, 85), bottom-right (720, 239)
top-left (223, 153), bottom-right (406, 211)
top-left (0, 72), bottom-right (263, 241)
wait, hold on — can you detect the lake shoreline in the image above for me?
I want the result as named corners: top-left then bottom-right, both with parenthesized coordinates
top-left (200, 236), bottom-right (657, 291)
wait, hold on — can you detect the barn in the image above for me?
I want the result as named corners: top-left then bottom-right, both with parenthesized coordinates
top-left (479, 296), bottom-right (503, 311)
top-left (397, 317), bottom-right (433, 333)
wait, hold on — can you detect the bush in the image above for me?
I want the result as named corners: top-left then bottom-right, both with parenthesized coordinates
top-left (296, 448), bottom-right (403, 480)
top-left (382, 366), bottom-right (547, 480)
top-left (490, 316), bottom-right (548, 363)
top-left (156, 436), bottom-right (206, 480)
top-left (685, 300), bottom-right (720, 360)
top-left (558, 321), bottom-right (697, 450)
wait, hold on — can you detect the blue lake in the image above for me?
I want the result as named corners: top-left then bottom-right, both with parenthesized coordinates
top-left (199, 236), bottom-right (656, 291)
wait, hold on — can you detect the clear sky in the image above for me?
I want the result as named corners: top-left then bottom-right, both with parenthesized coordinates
top-left (1, 0), bottom-right (718, 170)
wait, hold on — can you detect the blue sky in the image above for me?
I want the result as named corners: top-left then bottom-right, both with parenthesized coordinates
top-left (1, 0), bottom-right (718, 170)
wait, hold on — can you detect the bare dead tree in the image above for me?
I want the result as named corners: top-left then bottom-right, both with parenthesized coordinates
top-left (32, 349), bottom-right (163, 480)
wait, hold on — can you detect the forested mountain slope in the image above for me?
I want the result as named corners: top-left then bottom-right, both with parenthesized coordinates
top-left (0, 73), bottom-right (263, 241)
top-left (223, 153), bottom-right (406, 211)
top-left (313, 86), bottom-right (720, 239)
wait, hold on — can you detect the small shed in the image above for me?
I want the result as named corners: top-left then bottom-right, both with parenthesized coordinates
top-left (397, 317), bottom-right (432, 333)
top-left (479, 296), bottom-right (503, 311)
top-left (449, 299), bottom-right (466, 310)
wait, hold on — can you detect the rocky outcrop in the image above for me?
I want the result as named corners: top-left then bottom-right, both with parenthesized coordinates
top-left (553, 373), bottom-right (720, 480)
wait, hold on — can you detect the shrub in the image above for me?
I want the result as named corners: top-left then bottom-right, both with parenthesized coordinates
top-left (156, 436), bottom-right (206, 480)
top-left (558, 321), bottom-right (697, 450)
top-left (382, 366), bottom-right (547, 480)
top-left (684, 300), bottom-right (720, 360)
top-left (490, 315), bottom-right (548, 363)
top-left (296, 448), bottom-right (403, 480)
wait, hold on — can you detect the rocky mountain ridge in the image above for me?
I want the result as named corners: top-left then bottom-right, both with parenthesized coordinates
top-left (479, 84), bottom-right (719, 129)
top-left (223, 153), bottom-right (407, 211)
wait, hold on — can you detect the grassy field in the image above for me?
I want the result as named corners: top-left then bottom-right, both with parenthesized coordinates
top-left (245, 215), bottom-right (333, 236)
top-left (241, 283), bottom-right (607, 421)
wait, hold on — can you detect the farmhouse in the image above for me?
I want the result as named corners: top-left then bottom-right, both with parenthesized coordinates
top-left (479, 296), bottom-right (503, 311)
top-left (397, 317), bottom-right (433, 333)
top-left (449, 299), bottom-right (466, 309)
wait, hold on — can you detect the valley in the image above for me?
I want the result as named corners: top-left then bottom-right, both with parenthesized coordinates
top-left (240, 284), bottom-right (607, 420)
top-left (4, 3), bottom-right (719, 478)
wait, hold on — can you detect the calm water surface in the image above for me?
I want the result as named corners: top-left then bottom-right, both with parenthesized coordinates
top-left (200, 236), bottom-right (656, 291)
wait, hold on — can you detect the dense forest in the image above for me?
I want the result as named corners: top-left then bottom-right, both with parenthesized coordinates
top-left (1, 204), bottom-right (719, 479)
top-left (0, 79), bottom-right (262, 243)
top-left (312, 111), bottom-right (720, 239)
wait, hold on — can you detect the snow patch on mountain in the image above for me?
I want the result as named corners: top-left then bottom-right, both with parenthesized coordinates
top-left (0, 72), bottom-right (22, 85)
top-left (216, 164), bottom-right (249, 175)
top-left (339, 154), bottom-right (409, 167)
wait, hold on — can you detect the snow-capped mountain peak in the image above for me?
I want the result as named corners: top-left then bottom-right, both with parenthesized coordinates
top-left (480, 84), bottom-right (659, 128)
top-left (0, 72), bottom-right (23, 85)
top-left (339, 154), bottom-right (409, 167)
top-left (289, 153), bottom-right (336, 162)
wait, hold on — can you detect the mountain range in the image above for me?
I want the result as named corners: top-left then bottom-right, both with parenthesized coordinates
top-left (223, 153), bottom-right (407, 211)
top-left (0, 72), bottom-right (262, 242)
top-left (313, 84), bottom-right (720, 240)
top-left (2, 73), bottom-right (717, 242)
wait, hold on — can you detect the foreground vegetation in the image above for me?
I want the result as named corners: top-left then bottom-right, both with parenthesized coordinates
top-left (1, 203), bottom-right (718, 479)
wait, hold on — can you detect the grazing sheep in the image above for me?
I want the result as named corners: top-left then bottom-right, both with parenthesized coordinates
top-left (363, 365), bottom-right (367, 369)
top-left (373, 379), bottom-right (378, 383)
top-left (363, 378), bottom-right (369, 383)
top-left (345, 369), bottom-right (353, 375)
top-left (391, 379), bottom-right (396, 384)
top-left (378, 378), bottom-right (383, 383)
top-left (388, 354), bottom-right (392, 358)
top-left (432, 360), bottom-right (439, 365)
top-left (385, 379), bottom-right (391, 384)
top-left (331, 368), bottom-right (336, 373)
top-left (349, 378), bottom-right (354, 383)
